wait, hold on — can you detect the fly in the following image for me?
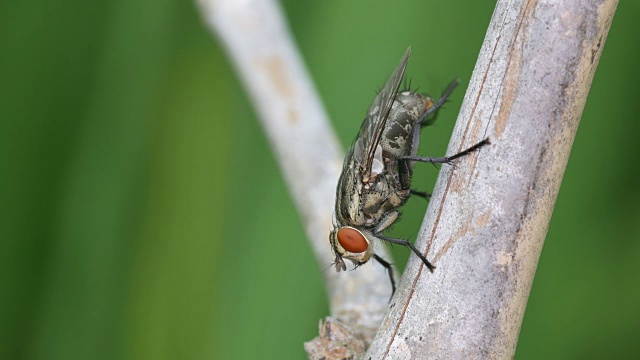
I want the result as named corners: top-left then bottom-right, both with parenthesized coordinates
top-left (329, 47), bottom-right (489, 295)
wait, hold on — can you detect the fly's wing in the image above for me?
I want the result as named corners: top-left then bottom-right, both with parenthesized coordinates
top-left (354, 47), bottom-right (411, 177)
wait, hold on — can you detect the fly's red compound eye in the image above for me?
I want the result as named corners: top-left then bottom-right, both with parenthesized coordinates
top-left (337, 227), bottom-right (368, 253)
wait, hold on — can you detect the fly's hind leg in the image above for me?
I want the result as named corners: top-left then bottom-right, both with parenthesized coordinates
top-left (409, 80), bottom-right (460, 156)
top-left (416, 80), bottom-right (460, 127)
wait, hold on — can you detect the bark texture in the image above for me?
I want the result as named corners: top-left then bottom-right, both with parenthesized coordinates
top-left (365, 0), bottom-right (618, 358)
top-left (197, 0), bottom-right (618, 358)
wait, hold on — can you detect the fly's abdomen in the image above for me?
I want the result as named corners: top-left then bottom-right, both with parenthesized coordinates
top-left (380, 92), bottom-right (433, 160)
top-left (379, 92), bottom-right (433, 191)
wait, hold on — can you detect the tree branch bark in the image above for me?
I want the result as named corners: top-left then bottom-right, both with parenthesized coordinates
top-left (197, 0), bottom-right (618, 358)
top-left (365, 0), bottom-right (618, 358)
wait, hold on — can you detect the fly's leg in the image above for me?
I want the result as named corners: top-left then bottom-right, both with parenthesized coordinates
top-left (373, 210), bottom-right (400, 234)
top-left (418, 80), bottom-right (459, 127)
top-left (398, 158), bottom-right (413, 191)
top-left (409, 189), bottom-right (431, 200)
top-left (403, 138), bottom-right (490, 165)
top-left (373, 211), bottom-right (434, 291)
top-left (373, 254), bottom-right (396, 296)
top-left (416, 80), bottom-right (460, 127)
top-left (409, 80), bottom-right (460, 157)
top-left (372, 211), bottom-right (401, 296)
top-left (376, 234), bottom-right (435, 272)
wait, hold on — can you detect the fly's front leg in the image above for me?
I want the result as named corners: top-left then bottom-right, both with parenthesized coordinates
top-left (373, 254), bottom-right (396, 297)
top-left (376, 234), bottom-right (435, 272)
top-left (403, 138), bottom-right (490, 165)
top-left (372, 211), bottom-right (401, 297)
top-left (372, 210), bottom-right (435, 272)
top-left (373, 210), bottom-right (400, 234)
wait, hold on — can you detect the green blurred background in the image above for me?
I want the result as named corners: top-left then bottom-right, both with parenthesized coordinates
top-left (2, 0), bottom-right (638, 359)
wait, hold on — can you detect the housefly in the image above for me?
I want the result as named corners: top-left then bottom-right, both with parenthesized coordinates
top-left (329, 47), bottom-right (489, 294)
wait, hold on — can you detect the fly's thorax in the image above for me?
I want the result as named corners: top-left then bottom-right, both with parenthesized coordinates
top-left (335, 144), bottom-right (410, 230)
top-left (329, 225), bottom-right (375, 272)
top-left (361, 173), bottom-right (406, 222)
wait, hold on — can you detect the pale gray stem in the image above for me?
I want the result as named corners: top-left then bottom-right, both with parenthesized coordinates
top-left (365, 0), bottom-right (618, 359)
top-left (197, 0), bottom-right (618, 358)
top-left (196, 0), bottom-right (393, 354)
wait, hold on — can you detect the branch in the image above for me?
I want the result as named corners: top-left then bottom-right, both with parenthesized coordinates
top-left (365, 0), bottom-right (619, 358)
top-left (196, 0), bottom-right (393, 353)
top-left (198, 0), bottom-right (618, 358)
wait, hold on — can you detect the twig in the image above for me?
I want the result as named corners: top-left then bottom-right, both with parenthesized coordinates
top-left (365, 0), bottom-right (619, 358)
top-left (196, 0), bottom-right (393, 353)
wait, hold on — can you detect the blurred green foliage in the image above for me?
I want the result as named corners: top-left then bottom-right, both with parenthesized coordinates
top-left (1, 0), bottom-right (638, 359)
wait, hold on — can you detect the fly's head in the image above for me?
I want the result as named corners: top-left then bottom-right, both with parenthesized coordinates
top-left (329, 223), bottom-right (375, 273)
